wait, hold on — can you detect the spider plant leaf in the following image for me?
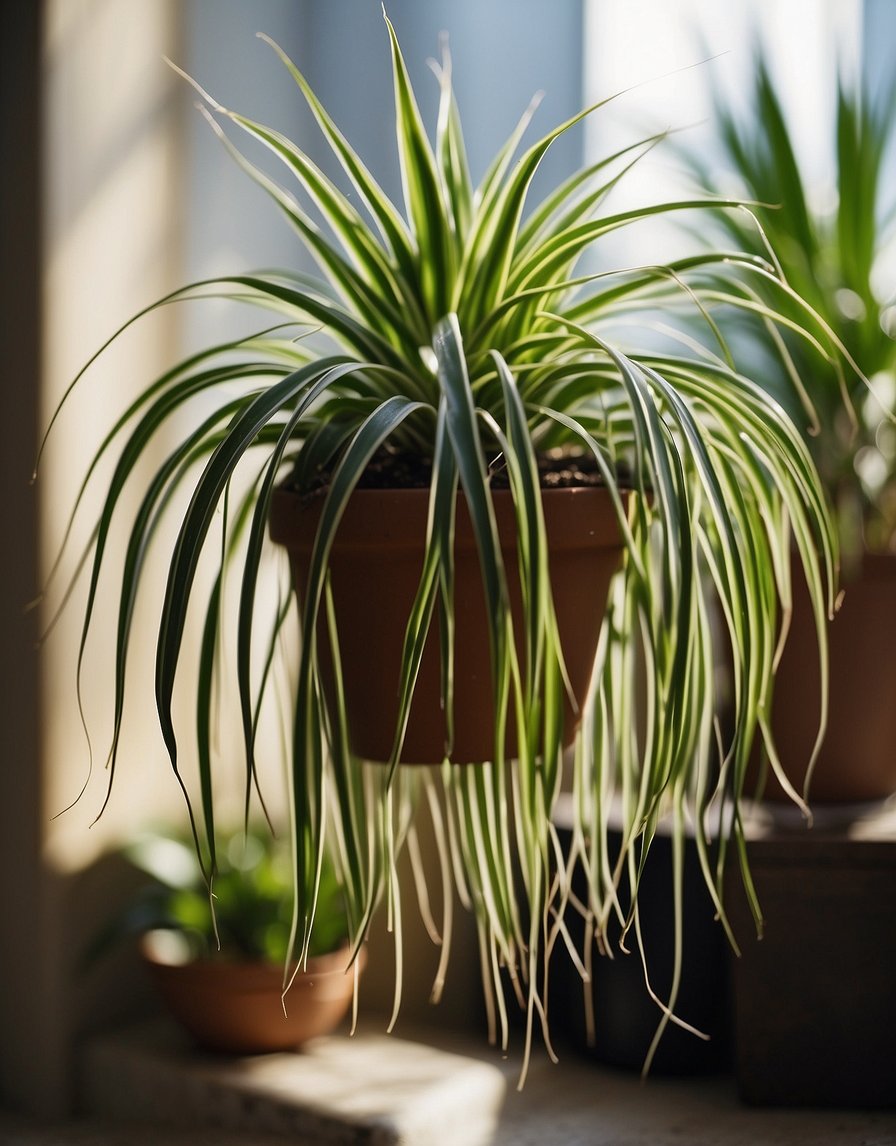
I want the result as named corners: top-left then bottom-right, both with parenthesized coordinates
top-left (490, 353), bottom-right (551, 744)
top-left (384, 13), bottom-right (453, 320)
top-left (235, 360), bottom-right (392, 802)
top-left (321, 578), bottom-right (367, 926)
top-left (835, 78), bottom-right (889, 316)
top-left (171, 54), bottom-right (410, 315)
top-left (295, 395), bottom-right (433, 637)
top-left (77, 360), bottom-right (269, 808)
top-left (155, 359), bottom-right (357, 768)
top-left (508, 198), bottom-right (747, 297)
top-left (433, 38), bottom-right (473, 248)
top-left (35, 284), bottom-right (199, 475)
top-left (74, 360), bottom-right (274, 657)
top-left (42, 335), bottom-right (295, 600)
top-left (196, 570), bottom-right (222, 875)
top-left (288, 662), bottom-right (326, 969)
top-left (457, 87), bottom-right (640, 325)
top-left (101, 407), bottom-right (249, 821)
top-left (475, 90), bottom-right (543, 210)
top-left (257, 34), bottom-right (419, 294)
top-left (219, 274), bottom-right (410, 376)
top-left (205, 106), bottom-right (425, 348)
top-left (753, 57), bottom-right (817, 265)
top-left (388, 404), bottom-right (458, 776)
top-left (516, 131), bottom-right (667, 254)
top-left (433, 315), bottom-right (512, 763)
top-left (288, 394), bottom-right (432, 960)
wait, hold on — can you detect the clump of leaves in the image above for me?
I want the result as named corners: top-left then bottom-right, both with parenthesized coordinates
top-left (94, 827), bottom-right (348, 964)
top-left (681, 50), bottom-right (896, 557)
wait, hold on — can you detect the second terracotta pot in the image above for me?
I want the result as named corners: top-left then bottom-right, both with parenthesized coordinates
top-left (270, 485), bottom-right (626, 765)
top-left (757, 551), bottom-right (896, 804)
top-left (142, 938), bottom-right (362, 1054)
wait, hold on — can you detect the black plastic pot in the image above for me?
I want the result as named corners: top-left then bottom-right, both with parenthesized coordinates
top-left (551, 801), bottom-right (732, 1076)
top-left (726, 824), bottom-right (896, 1108)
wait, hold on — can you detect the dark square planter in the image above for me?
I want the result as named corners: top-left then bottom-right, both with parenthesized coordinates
top-left (726, 820), bottom-right (896, 1108)
top-left (551, 808), bottom-right (733, 1076)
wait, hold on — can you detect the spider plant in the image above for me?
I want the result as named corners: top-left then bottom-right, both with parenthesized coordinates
top-left (42, 16), bottom-right (838, 1081)
top-left (680, 50), bottom-right (896, 559)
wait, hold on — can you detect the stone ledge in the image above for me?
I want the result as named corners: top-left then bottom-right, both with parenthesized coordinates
top-left (80, 1020), bottom-right (505, 1145)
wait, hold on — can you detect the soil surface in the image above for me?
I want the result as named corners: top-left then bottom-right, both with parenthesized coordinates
top-left (293, 446), bottom-right (610, 494)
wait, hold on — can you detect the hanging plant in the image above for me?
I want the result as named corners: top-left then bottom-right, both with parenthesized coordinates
top-left (42, 16), bottom-right (840, 1082)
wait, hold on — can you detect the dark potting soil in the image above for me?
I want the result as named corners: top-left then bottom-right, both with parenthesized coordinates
top-left (291, 447), bottom-right (611, 496)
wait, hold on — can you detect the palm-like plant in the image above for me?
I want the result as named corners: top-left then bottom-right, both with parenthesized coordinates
top-left (681, 51), bottom-right (896, 558)
top-left (43, 18), bottom-right (839, 1079)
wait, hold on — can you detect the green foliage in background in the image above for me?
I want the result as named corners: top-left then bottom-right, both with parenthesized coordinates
top-left (681, 51), bottom-right (896, 556)
top-left (92, 827), bottom-right (348, 965)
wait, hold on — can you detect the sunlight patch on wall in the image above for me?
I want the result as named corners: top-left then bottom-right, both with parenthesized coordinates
top-left (42, 0), bottom-right (186, 872)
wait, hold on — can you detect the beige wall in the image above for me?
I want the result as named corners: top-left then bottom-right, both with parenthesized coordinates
top-left (41, 0), bottom-right (189, 869)
top-left (1, 0), bottom-right (186, 1115)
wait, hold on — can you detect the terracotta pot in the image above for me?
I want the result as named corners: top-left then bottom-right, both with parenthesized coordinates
top-left (756, 551), bottom-right (896, 803)
top-left (142, 938), bottom-right (361, 1054)
top-left (269, 485), bottom-right (625, 765)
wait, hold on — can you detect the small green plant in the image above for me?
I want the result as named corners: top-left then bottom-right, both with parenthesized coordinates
top-left (681, 49), bottom-right (896, 557)
top-left (43, 16), bottom-right (842, 1080)
top-left (95, 826), bottom-right (348, 964)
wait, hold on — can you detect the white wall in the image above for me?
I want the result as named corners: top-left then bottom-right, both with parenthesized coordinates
top-left (582, 0), bottom-right (862, 265)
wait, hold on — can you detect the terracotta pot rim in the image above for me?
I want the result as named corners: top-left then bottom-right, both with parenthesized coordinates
top-left (139, 935), bottom-right (359, 978)
top-left (270, 481), bottom-right (627, 554)
top-left (277, 481), bottom-right (620, 497)
top-left (847, 548), bottom-right (896, 580)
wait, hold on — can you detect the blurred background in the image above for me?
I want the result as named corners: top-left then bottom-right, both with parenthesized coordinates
top-left (2, 0), bottom-right (893, 1118)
